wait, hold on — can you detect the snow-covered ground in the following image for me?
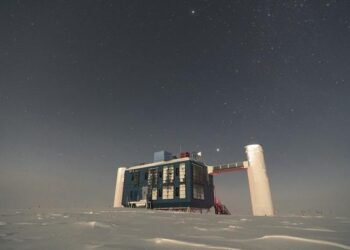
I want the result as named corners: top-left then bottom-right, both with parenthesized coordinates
top-left (0, 208), bottom-right (349, 249)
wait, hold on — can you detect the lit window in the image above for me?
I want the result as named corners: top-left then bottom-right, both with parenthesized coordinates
top-left (152, 188), bottom-right (157, 200)
top-left (179, 163), bottom-right (186, 183)
top-left (162, 185), bottom-right (174, 199)
top-left (179, 184), bottom-right (186, 199)
top-left (163, 165), bottom-right (174, 184)
top-left (148, 168), bottom-right (157, 186)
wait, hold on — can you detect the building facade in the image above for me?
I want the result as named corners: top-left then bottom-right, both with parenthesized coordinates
top-left (120, 157), bottom-right (214, 209)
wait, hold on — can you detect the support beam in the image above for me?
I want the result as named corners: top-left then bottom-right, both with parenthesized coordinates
top-left (113, 167), bottom-right (126, 208)
top-left (245, 144), bottom-right (274, 216)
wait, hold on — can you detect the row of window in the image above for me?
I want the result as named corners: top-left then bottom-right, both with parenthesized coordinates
top-left (151, 184), bottom-right (186, 200)
top-left (147, 164), bottom-right (186, 186)
top-left (128, 183), bottom-right (204, 202)
top-left (131, 164), bottom-right (189, 186)
top-left (125, 183), bottom-right (184, 201)
top-left (151, 184), bottom-right (205, 200)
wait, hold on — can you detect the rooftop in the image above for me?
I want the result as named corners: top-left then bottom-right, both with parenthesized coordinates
top-left (127, 157), bottom-right (191, 171)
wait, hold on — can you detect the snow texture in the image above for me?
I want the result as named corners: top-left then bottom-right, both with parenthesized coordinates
top-left (0, 208), bottom-right (349, 249)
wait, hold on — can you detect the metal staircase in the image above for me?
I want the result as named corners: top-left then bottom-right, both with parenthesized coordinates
top-left (214, 197), bottom-right (231, 215)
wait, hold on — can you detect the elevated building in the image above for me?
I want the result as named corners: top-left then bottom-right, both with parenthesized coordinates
top-left (114, 144), bottom-right (274, 216)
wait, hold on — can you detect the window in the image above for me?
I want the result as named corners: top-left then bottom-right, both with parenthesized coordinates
top-left (163, 165), bottom-right (174, 184)
top-left (148, 168), bottom-right (157, 186)
top-left (159, 170), bottom-right (163, 178)
top-left (179, 163), bottom-right (186, 183)
top-left (162, 185), bottom-right (174, 199)
top-left (142, 186), bottom-right (148, 200)
top-left (193, 184), bottom-right (204, 200)
top-left (192, 164), bottom-right (205, 184)
top-left (145, 172), bottom-right (148, 180)
top-left (152, 188), bottom-right (157, 200)
top-left (133, 171), bottom-right (140, 186)
top-left (175, 167), bottom-right (179, 176)
top-left (175, 187), bottom-right (179, 197)
top-left (179, 184), bottom-right (186, 199)
top-left (158, 188), bottom-right (162, 198)
top-left (131, 173), bottom-right (134, 181)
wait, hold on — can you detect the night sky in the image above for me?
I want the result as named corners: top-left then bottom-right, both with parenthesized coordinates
top-left (1, 0), bottom-right (349, 215)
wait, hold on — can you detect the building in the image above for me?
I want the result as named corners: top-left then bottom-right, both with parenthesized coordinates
top-left (116, 151), bottom-right (214, 210)
top-left (114, 145), bottom-right (275, 216)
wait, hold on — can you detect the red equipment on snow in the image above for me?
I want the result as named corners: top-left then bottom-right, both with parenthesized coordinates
top-left (214, 197), bottom-right (231, 215)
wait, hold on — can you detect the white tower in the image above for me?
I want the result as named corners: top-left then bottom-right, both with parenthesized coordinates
top-left (245, 144), bottom-right (274, 216)
top-left (113, 167), bottom-right (126, 208)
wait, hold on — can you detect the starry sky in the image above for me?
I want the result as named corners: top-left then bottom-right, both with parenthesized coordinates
top-left (0, 0), bottom-right (349, 215)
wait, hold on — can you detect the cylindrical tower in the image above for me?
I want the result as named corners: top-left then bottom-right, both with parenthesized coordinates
top-left (245, 144), bottom-right (274, 216)
top-left (113, 167), bottom-right (126, 208)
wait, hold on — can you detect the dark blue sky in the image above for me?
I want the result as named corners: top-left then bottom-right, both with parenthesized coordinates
top-left (0, 0), bottom-right (349, 215)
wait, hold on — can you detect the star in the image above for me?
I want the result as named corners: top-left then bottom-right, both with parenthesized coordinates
top-left (191, 10), bottom-right (195, 15)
